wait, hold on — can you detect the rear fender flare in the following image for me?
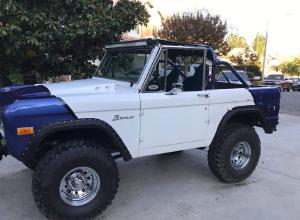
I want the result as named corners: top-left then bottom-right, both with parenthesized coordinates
top-left (217, 105), bottom-right (268, 132)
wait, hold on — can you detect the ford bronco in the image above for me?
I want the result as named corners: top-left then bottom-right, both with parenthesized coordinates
top-left (0, 39), bottom-right (280, 219)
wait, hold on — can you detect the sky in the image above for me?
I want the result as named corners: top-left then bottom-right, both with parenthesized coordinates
top-left (150, 0), bottom-right (300, 57)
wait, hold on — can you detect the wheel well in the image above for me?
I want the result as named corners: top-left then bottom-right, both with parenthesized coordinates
top-left (226, 111), bottom-right (263, 127)
top-left (30, 128), bottom-right (128, 168)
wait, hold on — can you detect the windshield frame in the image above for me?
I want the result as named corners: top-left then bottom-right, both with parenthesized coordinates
top-left (95, 45), bottom-right (160, 89)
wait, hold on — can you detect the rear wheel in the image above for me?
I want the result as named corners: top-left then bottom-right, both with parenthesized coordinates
top-left (208, 123), bottom-right (261, 183)
top-left (32, 140), bottom-right (119, 220)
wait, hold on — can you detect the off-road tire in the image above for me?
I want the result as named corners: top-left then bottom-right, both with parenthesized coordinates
top-left (208, 123), bottom-right (261, 183)
top-left (32, 140), bottom-right (119, 220)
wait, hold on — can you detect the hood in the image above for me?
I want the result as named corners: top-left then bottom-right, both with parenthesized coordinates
top-left (0, 85), bottom-right (51, 108)
top-left (0, 77), bottom-right (137, 109)
top-left (43, 77), bottom-right (136, 97)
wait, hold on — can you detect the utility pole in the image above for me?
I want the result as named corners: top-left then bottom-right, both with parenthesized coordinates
top-left (262, 28), bottom-right (269, 79)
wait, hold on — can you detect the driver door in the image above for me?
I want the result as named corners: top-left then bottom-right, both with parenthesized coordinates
top-left (139, 48), bottom-right (210, 156)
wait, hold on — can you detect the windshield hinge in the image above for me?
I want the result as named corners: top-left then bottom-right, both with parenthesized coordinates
top-left (140, 110), bottom-right (144, 117)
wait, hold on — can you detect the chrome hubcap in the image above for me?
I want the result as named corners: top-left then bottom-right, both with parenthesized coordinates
top-left (59, 167), bottom-right (100, 206)
top-left (231, 142), bottom-right (252, 169)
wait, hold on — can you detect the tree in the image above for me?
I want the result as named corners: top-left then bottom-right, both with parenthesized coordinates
top-left (158, 11), bottom-right (229, 55)
top-left (229, 47), bottom-right (261, 76)
top-left (252, 33), bottom-right (266, 59)
top-left (0, 0), bottom-right (149, 85)
top-left (227, 33), bottom-right (248, 50)
top-left (280, 59), bottom-right (300, 77)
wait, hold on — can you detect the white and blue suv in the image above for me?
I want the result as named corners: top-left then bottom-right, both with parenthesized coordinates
top-left (0, 39), bottom-right (280, 220)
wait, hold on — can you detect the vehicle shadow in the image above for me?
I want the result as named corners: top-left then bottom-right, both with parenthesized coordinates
top-left (0, 149), bottom-right (240, 220)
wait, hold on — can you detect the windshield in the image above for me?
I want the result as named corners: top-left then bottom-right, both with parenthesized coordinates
top-left (266, 74), bottom-right (284, 80)
top-left (97, 48), bottom-right (152, 83)
top-left (219, 71), bottom-right (249, 82)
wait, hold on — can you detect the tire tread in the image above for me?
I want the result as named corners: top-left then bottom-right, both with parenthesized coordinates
top-left (208, 123), bottom-right (260, 183)
top-left (32, 140), bottom-right (119, 220)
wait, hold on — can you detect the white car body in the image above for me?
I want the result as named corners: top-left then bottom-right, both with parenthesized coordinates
top-left (0, 39), bottom-right (280, 220)
top-left (45, 76), bottom-right (254, 158)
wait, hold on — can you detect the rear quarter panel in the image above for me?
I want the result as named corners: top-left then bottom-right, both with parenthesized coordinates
top-left (206, 88), bottom-right (255, 146)
top-left (248, 87), bottom-right (280, 130)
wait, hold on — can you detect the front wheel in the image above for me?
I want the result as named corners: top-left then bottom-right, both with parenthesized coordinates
top-left (208, 123), bottom-right (261, 183)
top-left (32, 140), bottom-right (119, 220)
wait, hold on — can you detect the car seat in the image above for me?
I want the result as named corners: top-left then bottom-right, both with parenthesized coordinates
top-left (183, 64), bottom-right (209, 91)
top-left (159, 68), bottom-right (181, 92)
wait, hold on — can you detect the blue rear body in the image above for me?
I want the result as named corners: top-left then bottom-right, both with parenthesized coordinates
top-left (248, 87), bottom-right (280, 131)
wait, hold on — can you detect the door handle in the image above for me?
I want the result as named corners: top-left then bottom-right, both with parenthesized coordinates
top-left (197, 93), bottom-right (209, 98)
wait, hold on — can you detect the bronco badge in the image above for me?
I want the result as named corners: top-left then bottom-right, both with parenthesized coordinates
top-left (112, 115), bottom-right (134, 121)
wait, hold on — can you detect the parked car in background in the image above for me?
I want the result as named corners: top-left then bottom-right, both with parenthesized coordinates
top-left (261, 74), bottom-right (292, 92)
top-left (290, 78), bottom-right (300, 91)
top-left (252, 76), bottom-right (261, 81)
top-left (218, 70), bottom-right (251, 85)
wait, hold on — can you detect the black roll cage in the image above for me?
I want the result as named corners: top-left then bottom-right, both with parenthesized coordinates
top-left (101, 39), bottom-right (250, 91)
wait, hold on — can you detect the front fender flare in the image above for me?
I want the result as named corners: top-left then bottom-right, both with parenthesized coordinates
top-left (21, 118), bottom-right (132, 164)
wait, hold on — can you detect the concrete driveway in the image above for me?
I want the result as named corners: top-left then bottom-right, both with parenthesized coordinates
top-left (0, 114), bottom-right (299, 220)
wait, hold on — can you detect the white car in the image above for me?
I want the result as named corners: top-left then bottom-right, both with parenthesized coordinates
top-left (218, 70), bottom-right (252, 85)
top-left (0, 39), bottom-right (280, 220)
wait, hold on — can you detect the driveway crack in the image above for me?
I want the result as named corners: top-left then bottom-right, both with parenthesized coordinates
top-left (259, 166), bottom-right (300, 181)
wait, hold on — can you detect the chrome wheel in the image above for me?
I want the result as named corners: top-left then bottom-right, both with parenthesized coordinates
top-left (59, 167), bottom-right (100, 206)
top-left (231, 142), bottom-right (251, 169)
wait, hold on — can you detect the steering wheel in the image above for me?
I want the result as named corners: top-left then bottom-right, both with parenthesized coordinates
top-left (158, 60), bottom-right (186, 79)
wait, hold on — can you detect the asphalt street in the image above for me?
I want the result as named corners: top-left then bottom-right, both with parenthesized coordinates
top-left (280, 91), bottom-right (300, 116)
top-left (0, 93), bottom-right (299, 220)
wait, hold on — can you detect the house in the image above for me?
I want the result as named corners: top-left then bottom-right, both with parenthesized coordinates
top-left (119, 0), bottom-right (165, 40)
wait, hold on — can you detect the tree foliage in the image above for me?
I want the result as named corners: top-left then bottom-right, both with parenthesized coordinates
top-left (280, 57), bottom-right (300, 77)
top-left (252, 33), bottom-right (266, 59)
top-left (158, 11), bottom-right (229, 56)
top-left (0, 0), bottom-right (149, 85)
top-left (227, 33), bottom-right (248, 50)
top-left (229, 47), bottom-right (261, 76)
top-left (229, 47), bottom-right (259, 66)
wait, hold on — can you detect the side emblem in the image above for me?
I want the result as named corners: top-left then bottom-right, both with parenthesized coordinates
top-left (113, 115), bottom-right (134, 121)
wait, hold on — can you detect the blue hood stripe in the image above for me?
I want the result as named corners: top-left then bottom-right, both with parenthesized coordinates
top-left (0, 85), bottom-right (51, 108)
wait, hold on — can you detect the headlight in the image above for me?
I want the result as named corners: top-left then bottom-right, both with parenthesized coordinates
top-left (0, 122), bottom-right (4, 138)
